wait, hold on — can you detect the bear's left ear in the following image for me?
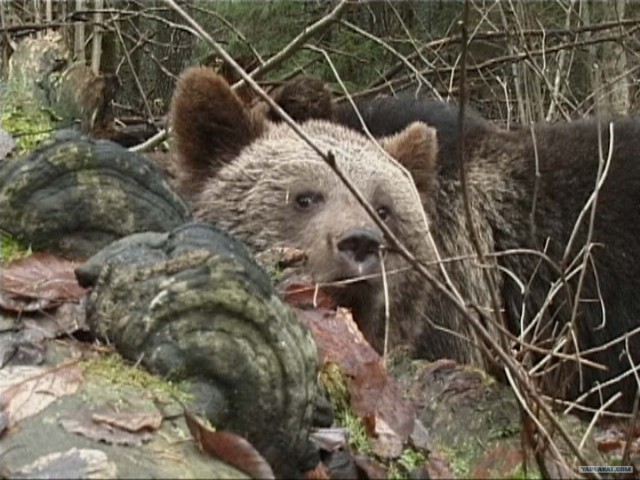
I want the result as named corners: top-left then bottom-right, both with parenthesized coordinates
top-left (170, 67), bottom-right (264, 195)
top-left (381, 122), bottom-right (438, 194)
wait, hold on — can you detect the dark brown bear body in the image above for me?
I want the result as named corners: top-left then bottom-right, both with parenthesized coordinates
top-left (170, 68), bottom-right (640, 411)
top-left (319, 91), bottom-right (640, 410)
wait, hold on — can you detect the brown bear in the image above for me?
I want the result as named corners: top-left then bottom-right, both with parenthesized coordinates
top-left (170, 67), bottom-right (640, 412)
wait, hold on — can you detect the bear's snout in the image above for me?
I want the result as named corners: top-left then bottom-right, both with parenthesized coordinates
top-left (336, 227), bottom-right (384, 278)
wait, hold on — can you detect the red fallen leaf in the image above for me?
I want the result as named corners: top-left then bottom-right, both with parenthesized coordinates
top-left (296, 307), bottom-right (379, 368)
top-left (296, 306), bottom-right (416, 459)
top-left (596, 436), bottom-right (625, 454)
top-left (304, 462), bottom-right (331, 479)
top-left (279, 275), bottom-right (336, 310)
top-left (0, 253), bottom-right (86, 312)
top-left (184, 410), bottom-right (275, 480)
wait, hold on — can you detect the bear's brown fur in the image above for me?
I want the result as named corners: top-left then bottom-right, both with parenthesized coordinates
top-left (170, 68), bottom-right (640, 411)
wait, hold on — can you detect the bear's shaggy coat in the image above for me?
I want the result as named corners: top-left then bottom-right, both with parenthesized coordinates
top-left (171, 68), bottom-right (640, 411)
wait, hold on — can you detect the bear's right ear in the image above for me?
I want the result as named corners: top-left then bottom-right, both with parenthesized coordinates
top-left (170, 67), bottom-right (263, 194)
top-left (381, 122), bottom-right (439, 194)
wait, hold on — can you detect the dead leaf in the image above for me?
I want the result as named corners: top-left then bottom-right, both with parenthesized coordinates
top-left (92, 408), bottom-right (163, 432)
top-left (309, 427), bottom-right (348, 452)
top-left (61, 409), bottom-right (152, 446)
top-left (0, 253), bottom-right (86, 312)
top-left (280, 275), bottom-right (336, 310)
top-left (9, 447), bottom-right (117, 479)
top-left (0, 363), bottom-right (83, 428)
top-left (0, 290), bottom-right (51, 312)
top-left (185, 410), bottom-right (275, 480)
top-left (304, 461), bottom-right (331, 479)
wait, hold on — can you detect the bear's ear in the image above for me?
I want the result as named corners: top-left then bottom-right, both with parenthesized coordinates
top-left (252, 75), bottom-right (334, 124)
top-left (170, 67), bottom-right (264, 194)
top-left (381, 122), bottom-right (439, 193)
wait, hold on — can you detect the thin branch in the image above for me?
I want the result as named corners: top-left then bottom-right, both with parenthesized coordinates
top-left (235, 0), bottom-right (350, 87)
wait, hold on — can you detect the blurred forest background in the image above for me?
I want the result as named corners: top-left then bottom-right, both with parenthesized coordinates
top-left (0, 0), bottom-right (639, 147)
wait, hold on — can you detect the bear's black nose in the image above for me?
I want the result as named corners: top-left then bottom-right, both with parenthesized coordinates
top-left (337, 227), bottom-right (384, 277)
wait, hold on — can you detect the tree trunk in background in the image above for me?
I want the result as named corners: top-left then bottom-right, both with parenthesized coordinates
top-left (586, 0), bottom-right (630, 116)
top-left (598, 0), bottom-right (629, 115)
top-left (74, 0), bottom-right (85, 62)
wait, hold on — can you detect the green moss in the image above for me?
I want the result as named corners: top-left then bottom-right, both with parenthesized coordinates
top-left (320, 362), bottom-right (350, 413)
top-left (509, 464), bottom-right (542, 480)
top-left (398, 447), bottom-right (427, 471)
top-left (0, 83), bottom-right (54, 155)
top-left (487, 420), bottom-right (520, 440)
top-left (0, 233), bottom-right (31, 263)
top-left (436, 443), bottom-right (473, 477)
top-left (82, 353), bottom-right (191, 403)
top-left (387, 447), bottom-right (428, 479)
top-left (319, 362), bottom-right (371, 454)
top-left (340, 409), bottom-right (371, 454)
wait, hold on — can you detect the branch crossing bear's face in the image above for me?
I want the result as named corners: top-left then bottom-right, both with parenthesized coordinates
top-left (171, 67), bottom-right (438, 327)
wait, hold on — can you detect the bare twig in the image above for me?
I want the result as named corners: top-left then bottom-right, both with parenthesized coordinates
top-left (235, 0), bottom-right (350, 87)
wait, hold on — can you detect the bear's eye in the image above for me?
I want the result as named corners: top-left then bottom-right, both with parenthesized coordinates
top-left (294, 191), bottom-right (324, 211)
top-left (376, 205), bottom-right (392, 221)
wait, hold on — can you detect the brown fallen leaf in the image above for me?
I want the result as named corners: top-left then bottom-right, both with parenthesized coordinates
top-left (92, 408), bottom-right (163, 432)
top-left (9, 447), bottom-right (117, 479)
top-left (185, 410), bottom-right (275, 480)
top-left (0, 253), bottom-right (86, 312)
top-left (61, 409), bottom-right (153, 447)
top-left (0, 363), bottom-right (83, 428)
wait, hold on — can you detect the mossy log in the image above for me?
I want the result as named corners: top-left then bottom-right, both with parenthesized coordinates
top-left (78, 223), bottom-right (319, 477)
top-left (0, 131), bottom-right (191, 258)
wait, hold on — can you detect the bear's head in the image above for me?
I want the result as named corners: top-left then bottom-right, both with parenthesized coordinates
top-left (170, 67), bottom-right (439, 350)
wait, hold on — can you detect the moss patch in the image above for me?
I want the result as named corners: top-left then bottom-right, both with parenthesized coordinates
top-left (82, 353), bottom-right (191, 403)
top-left (0, 233), bottom-right (31, 264)
top-left (0, 82), bottom-right (54, 155)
